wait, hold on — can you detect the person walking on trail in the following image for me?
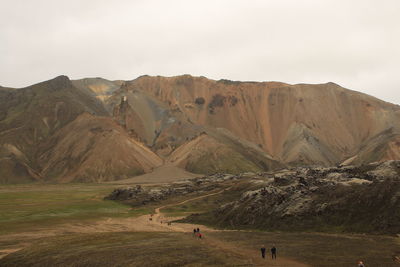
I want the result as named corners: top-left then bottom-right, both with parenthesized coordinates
top-left (197, 227), bottom-right (200, 233)
top-left (271, 246), bottom-right (277, 259)
top-left (260, 245), bottom-right (266, 259)
top-left (358, 261), bottom-right (365, 267)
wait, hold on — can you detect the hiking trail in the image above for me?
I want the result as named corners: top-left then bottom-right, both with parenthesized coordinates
top-left (0, 188), bottom-right (308, 266)
top-left (148, 188), bottom-right (309, 267)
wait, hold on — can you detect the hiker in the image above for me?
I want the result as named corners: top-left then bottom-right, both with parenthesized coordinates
top-left (271, 246), bottom-right (277, 259)
top-left (260, 245), bottom-right (266, 259)
top-left (197, 227), bottom-right (200, 233)
top-left (193, 229), bottom-right (197, 235)
top-left (358, 261), bottom-right (365, 267)
top-left (198, 233), bottom-right (203, 239)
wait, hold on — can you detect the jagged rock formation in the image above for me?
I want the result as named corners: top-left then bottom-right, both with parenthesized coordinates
top-left (104, 172), bottom-right (241, 206)
top-left (108, 161), bottom-right (400, 234)
top-left (183, 161), bottom-right (400, 234)
top-left (1, 74), bottom-right (400, 183)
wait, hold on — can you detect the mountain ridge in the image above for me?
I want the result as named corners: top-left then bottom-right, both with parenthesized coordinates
top-left (1, 74), bottom-right (400, 183)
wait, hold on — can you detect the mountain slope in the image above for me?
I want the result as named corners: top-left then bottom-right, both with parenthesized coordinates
top-left (38, 113), bottom-right (163, 182)
top-left (119, 75), bottom-right (400, 166)
top-left (167, 134), bottom-right (263, 174)
top-left (342, 127), bottom-right (400, 165)
top-left (110, 85), bottom-right (281, 174)
top-left (72, 78), bottom-right (123, 104)
top-left (0, 76), bottom-right (110, 182)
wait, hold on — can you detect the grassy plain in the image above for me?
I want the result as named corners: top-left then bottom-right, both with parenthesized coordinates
top-left (0, 232), bottom-right (250, 267)
top-left (211, 231), bottom-right (399, 267)
top-left (0, 182), bottom-right (399, 266)
top-left (0, 183), bottom-right (151, 235)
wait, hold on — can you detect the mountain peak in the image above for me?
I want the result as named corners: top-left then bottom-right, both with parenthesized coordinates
top-left (48, 75), bottom-right (71, 89)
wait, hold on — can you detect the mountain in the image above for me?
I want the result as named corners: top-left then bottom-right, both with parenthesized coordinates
top-left (0, 76), bottom-right (161, 183)
top-left (38, 113), bottom-right (163, 182)
top-left (1, 74), bottom-right (400, 183)
top-left (0, 76), bottom-right (109, 183)
top-left (118, 75), bottom-right (400, 166)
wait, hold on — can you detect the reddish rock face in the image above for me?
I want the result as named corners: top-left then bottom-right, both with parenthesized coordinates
top-left (111, 75), bottom-right (400, 166)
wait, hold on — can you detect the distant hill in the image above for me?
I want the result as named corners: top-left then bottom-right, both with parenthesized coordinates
top-left (1, 74), bottom-right (400, 183)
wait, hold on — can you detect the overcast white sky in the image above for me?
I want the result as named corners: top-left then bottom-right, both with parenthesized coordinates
top-left (1, 0), bottom-right (399, 103)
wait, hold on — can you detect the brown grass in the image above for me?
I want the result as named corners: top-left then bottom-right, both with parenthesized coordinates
top-left (211, 231), bottom-right (400, 267)
top-left (0, 232), bottom-right (251, 267)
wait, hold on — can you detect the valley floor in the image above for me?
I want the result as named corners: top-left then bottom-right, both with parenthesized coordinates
top-left (0, 183), bottom-right (398, 266)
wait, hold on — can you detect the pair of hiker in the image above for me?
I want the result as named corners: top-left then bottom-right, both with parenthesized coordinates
top-left (193, 228), bottom-right (203, 238)
top-left (260, 245), bottom-right (276, 259)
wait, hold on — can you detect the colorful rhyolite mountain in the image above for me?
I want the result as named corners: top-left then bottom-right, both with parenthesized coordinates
top-left (1, 75), bottom-right (399, 183)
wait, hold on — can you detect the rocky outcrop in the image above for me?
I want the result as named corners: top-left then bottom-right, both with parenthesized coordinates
top-left (186, 161), bottom-right (400, 234)
top-left (107, 161), bottom-right (400, 234)
top-left (105, 185), bottom-right (144, 201)
top-left (104, 173), bottom-right (241, 206)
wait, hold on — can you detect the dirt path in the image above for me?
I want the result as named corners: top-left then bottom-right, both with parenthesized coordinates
top-left (147, 189), bottom-right (308, 267)
top-left (0, 248), bottom-right (23, 260)
top-left (151, 188), bottom-right (231, 231)
top-left (0, 189), bottom-right (308, 266)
